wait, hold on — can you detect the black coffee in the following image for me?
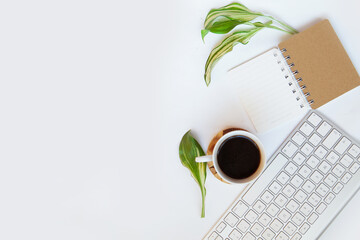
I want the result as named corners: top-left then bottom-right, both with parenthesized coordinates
top-left (217, 136), bottom-right (261, 179)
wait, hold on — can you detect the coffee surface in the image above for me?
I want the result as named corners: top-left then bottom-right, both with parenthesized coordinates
top-left (217, 136), bottom-right (260, 179)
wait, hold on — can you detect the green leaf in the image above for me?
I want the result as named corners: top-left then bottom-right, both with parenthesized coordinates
top-left (179, 130), bottom-right (207, 218)
top-left (204, 11), bottom-right (259, 32)
top-left (201, 29), bottom-right (209, 41)
top-left (202, 2), bottom-right (298, 41)
top-left (203, 3), bottom-right (260, 38)
top-left (204, 23), bottom-right (269, 86)
top-left (207, 18), bottom-right (244, 35)
top-left (206, 2), bottom-right (254, 21)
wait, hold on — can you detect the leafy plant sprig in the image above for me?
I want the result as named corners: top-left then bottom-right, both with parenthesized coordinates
top-left (205, 21), bottom-right (271, 86)
top-left (179, 130), bottom-right (207, 218)
top-left (202, 2), bottom-right (298, 86)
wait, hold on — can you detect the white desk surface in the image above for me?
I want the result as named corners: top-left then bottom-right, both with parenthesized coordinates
top-left (0, 0), bottom-right (359, 239)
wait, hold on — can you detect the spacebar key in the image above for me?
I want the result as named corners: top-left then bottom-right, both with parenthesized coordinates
top-left (242, 153), bottom-right (288, 205)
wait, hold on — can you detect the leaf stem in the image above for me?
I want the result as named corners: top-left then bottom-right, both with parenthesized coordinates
top-left (265, 16), bottom-right (298, 34)
top-left (265, 25), bottom-right (295, 34)
top-left (243, 21), bottom-right (294, 35)
top-left (201, 187), bottom-right (206, 218)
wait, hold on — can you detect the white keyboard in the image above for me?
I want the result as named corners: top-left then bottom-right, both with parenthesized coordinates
top-left (204, 110), bottom-right (360, 240)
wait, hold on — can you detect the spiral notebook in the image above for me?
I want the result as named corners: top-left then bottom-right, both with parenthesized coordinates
top-left (228, 19), bottom-right (359, 133)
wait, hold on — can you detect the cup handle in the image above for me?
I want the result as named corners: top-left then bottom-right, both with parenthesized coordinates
top-left (195, 155), bottom-right (213, 163)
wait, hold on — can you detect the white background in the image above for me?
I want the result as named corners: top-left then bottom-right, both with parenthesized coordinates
top-left (0, 0), bottom-right (359, 239)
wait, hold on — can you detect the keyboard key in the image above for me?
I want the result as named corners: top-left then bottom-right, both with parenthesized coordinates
top-left (232, 201), bottom-right (248, 217)
top-left (292, 132), bottom-right (306, 146)
top-left (229, 229), bottom-right (242, 240)
top-left (216, 222), bottom-right (226, 233)
top-left (243, 232), bottom-right (256, 240)
top-left (310, 170), bottom-right (323, 184)
top-left (316, 203), bottom-right (327, 214)
top-left (262, 229), bottom-right (275, 240)
top-left (277, 172), bottom-right (290, 184)
top-left (332, 164), bottom-right (345, 177)
top-left (350, 162), bottom-right (360, 174)
top-left (340, 154), bottom-right (353, 167)
top-left (267, 203), bottom-right (280, 217)
top-left (215, 236), bottom-right (222, 240)
top-left (334, 137), bottom-right (351, 154)
top-left (326, 151), bottom-right (339, 164)
top-left (307, 156), bottom-right (320, 168)
top-left (290, 175), bottom-right (304, 188)
top-left (308, 192), bottom-right (321, 206)
top-left (270, 219), bottom-right (283, 232)
top-left (303, 180), bottom-right (315, 193)
top-left (284, 222), bottom-right (297, 236)
top-left (282, 141), bottom-right (298, 157)
top-left (300, 203), bottom-right (313, 216)
top-left (242, 153), bottom-right (287, 205)
top-left (275, 193), bottom-right (287, 207)
top-left (208, 232), bottom-right (219, 240)
top-left (299, 122), bottom-right (314, 136)
top-left (285, 162), bottom-right (298, 175)
top-left (286, 199), bottom-right (299, 213)
top-left (317, 121), bottom-right (332, 136)
top-left (261, 191), bottom-right (274, 204)
top-left (323, 129), bottom-right (341, 149)
top-left (278, 209), bottom-right (291, 222)
top-left (314, 146), bottom-right (327, 159)
top-left (245, 210), bottom-right (258, 223)
top-left (250, 223), bottom-right (264, 236)
top-left (324, 193), bottom-right (335, 204)
top-left (299, 223), bottom-right (310, 234)
top-left (316, 183), bottom-right (329, 197)
top-left (318, 161), bottom-right (331, 174)
top-left (224, 212), bottom-right (238, 227)
top-left (299, 165), bottom-right (311, 178)
top-left (292, 233), bottom-right (302, 240)
top-left (253, 200), bottom-right (266, 213)
top-left (292, 212), bottom-right (305, 226)
top-left (301, 143), bottom-right (314, 156)
top-left (308, 113), bottom-right (322, 126)
top-left (259, 213), bottom-right (272, 226)
top-left (276, 232), bottom-right (289, 240)
top-left (309, 133), bottom-right (322, 146)
top-left (269, 181), bottom-right (282, 194)
top-left (283, 185), bottom-right (296, 197)
top-left (294, 190), bottom-right (307, 203)
top-left (341, 172), bottom-right (352, 184)
top-left (349, 144), bottom-right (360, 158)
top-left (237, 219), bottom-right (250, 232)
top-left (293, 152), bottom-right (306, 165)
top-left (333, 182), bottom-right (343, 194)
top-left (308, 212), bottom-right (319, 224)
top-left (324, 173), bottom-right (337, 187)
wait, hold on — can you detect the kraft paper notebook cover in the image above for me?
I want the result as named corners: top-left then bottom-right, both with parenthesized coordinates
top-left (228, 19), bottom-right (359, 133)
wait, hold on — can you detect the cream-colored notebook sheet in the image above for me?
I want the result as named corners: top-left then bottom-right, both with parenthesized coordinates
top-left (228, 48), bottom-right (310, 133)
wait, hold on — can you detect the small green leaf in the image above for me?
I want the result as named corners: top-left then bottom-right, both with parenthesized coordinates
top-left (202, 2), bottom-right (298, 42)
top-left (207, 18), bottom-right (244, 35)
top-left (201, 29), bottom-right (209, 41)
top-left (204, 24), bottom-right (268, 86)
top-left (179, 130), bottom-right (207, 218)
top-left (204, 3), bottom-right (260, 33)
top-left (205, 12), bottom-right (259, 31)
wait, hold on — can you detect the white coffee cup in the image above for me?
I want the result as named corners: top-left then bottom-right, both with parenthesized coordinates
top-left (196, 130), bottom-right (266, 184)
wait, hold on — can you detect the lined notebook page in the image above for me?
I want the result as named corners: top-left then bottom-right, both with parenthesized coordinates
top-left (228, 48), bottom-right (310, 133)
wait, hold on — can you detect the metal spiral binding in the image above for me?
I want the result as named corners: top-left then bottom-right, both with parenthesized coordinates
top-left (279, 48), bottom-right (314, 106)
